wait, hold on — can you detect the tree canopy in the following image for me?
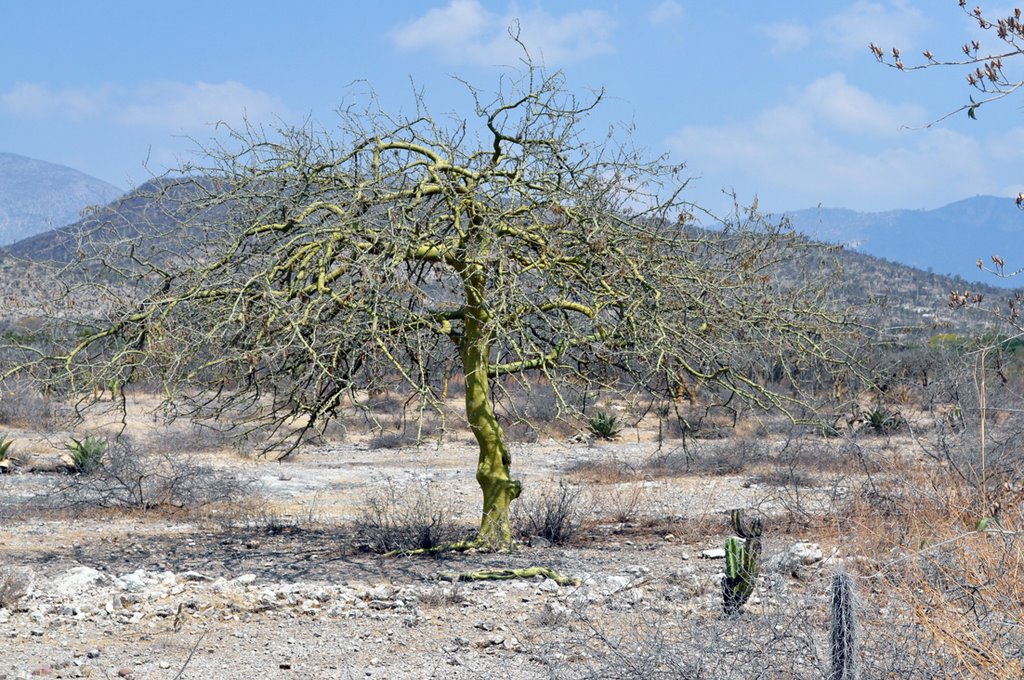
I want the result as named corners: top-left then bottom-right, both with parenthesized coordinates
top-left (4, 65), bottom-right (854, 549)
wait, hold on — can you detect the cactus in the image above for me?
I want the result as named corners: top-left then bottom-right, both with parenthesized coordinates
top-left (829, 572), bottom-right (858, 680)
top-left (722, 509), bottom-right (763, 616)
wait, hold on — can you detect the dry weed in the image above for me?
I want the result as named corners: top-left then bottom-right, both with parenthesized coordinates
top-left (0, 567), bottom-right (29, 609)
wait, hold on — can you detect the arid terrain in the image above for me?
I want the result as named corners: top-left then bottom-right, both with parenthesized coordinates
top-left (4, 393), bottom-right (1011, 679)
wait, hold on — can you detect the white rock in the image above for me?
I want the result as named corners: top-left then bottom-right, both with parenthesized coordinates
top-left (603, 575), bottom-right (631, 594)
top-left (54, 566), bottom-right (108, 597)
top-left (179, 571), bottom-right (212, 582)
top-left (536, 578), bottom-right (561, 594)
top-left (700, 548), bottom-right (726, 559)
top-left (116, 570), bottom-right (151, 593)
top-left (364, 584), bottom-right (391, 600)
top-left (233, 574), bottom-right (257, 586)
top-left (791, 542), bottom-right (823, 565)
top-left (766, 542), bottom-right (824, 575)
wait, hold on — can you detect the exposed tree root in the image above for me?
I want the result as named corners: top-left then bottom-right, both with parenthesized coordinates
top-left (438, 566), bottom-right (581, 586)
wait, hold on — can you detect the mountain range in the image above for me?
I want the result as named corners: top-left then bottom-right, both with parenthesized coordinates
top-left (784, 196), bottom-right (1024, 288)
top-left (0, 153), bottom-right (124, 246)
top-left (1, 152), bottom-right (1021, 299)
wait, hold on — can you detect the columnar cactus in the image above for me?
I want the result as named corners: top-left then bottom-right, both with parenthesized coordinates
top-left (722, 509), bottom-right (763, 616)
top-left (829, 572), bottom-right (858, 680)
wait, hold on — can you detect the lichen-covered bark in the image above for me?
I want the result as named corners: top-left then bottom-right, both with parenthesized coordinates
top-left (460, 263), bottom-right (521, 550)
top-left (439, 567), bottom-right (579, 586)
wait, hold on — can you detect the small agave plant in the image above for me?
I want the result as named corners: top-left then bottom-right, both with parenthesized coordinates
top-left (66, 435), bottom-right (106, 474)
top-left (588, 411), bottom-right (622, 440)
top-left (0, 435), bottom-right (13, 473)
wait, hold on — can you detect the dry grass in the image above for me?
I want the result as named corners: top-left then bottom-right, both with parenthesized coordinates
top-left (588, 478), bottom-right (649, 524)
top-left (827, 454), bottom-right (1024, 678)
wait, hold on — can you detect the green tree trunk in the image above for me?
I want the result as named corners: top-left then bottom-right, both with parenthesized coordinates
top-left (460, 265), bottom-right (521, 550)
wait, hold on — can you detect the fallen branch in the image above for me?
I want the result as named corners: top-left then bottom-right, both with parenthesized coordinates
top-left (383, 538), bottom-right (483, 558)
top-left (438, 566), bottom-right (581, 586)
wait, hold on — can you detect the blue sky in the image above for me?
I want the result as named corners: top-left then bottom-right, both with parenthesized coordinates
top-left (3, 1), bottom-right (1021, 214)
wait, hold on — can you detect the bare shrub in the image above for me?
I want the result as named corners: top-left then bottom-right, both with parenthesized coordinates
top-left (639, 439), bottom-right (768, 478)
top-left (495, 380), bottom-right (581, 443)
top-left (417, 585), bottom-right (467, 608)
top-left (0, 567), bottom-right (29, 609)
top-left (354, 479), bottom-right (465, 553)
top-left (548, 581), bottom-right (829, 679)
top-left (590, 478), bottom-right (648, 524)
top-left (47, 436), bottom-right (258, 511)
top-left (513, 481), bottom-right (584, 545)
top-left (0, 379), bottom-right (56, 428)
top-left (367, 431), bottom-right (424, 450)
top-left (568, 456), bottom-right (636, 484)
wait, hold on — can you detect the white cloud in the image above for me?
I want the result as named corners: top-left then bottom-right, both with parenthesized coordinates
top-left (800, 73), bottom-right (925, 136)
top-left (761, 21), bottom-right (811, 54)
top-left (0, 83), bottom-right (111, 119)
top-left (823, 0), bottom-right (927, 55)
top-left (0, 81), bottom-right (288, 131)
top-left (667, 75), bottom-right (998, 211)
top-left (390, 0), bottom-right (491, 57)
top-left (117, 81), bottom-right (286, 129)
top-left (759, 1), bottom-right (927, 57)
top-left (390, 1), bottom-right (615, 65)
top-left (648, 1), bottom-right (683, 25)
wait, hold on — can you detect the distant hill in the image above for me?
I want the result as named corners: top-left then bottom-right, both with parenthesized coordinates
top-left (2, 181), bottom-right (1014, 338)
top-left (0, 153), bottom-right (124, 246)
top-left (3, 179), bottom-right (201, 263)
top-left (785, 196), bottom-right (1024, 288)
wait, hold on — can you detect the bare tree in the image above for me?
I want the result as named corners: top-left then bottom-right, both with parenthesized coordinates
top-left (4, 64), bottom-right (852, 549)
top-left (872, 2), bottom-right (1024, 207)
top-left (872, 3), bottom-right (1024, 122)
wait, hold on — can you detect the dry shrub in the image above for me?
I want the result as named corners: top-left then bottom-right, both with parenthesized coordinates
top-left (589, 478), bottom-right (648, 524)
top-left (417, 585), bottom-right (467, 608)
top-left (546, 582), bottom-right (830, 679)
top-left (495, 379), bottom-right (582, 443)
top-left (0, 567), bottom-right (29, 609)
top-left (641, 439), bottom-right (768, 477)
top-left (46, 436), bottom-right (258, 512)
top-left (836, 460), bottom-right (1024, 678)
top-left (568, 454), bottom-right (637, 483)
top-left (367, 431), bottom-right (423, 450)
top-left (514, 481), bottom-right (585, 544)
top-left (354, 478), bottom-right (466, 553)
top-left (0, 379), bottom-right (58, 429)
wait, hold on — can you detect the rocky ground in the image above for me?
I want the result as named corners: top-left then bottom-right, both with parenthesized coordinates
top-left (0, 431), bottom-right (847, 679)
